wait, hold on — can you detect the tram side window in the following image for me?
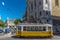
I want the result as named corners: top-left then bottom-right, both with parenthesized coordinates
top-left (26, 26), bottom-right (38, 31)
top-left (38, 26), bottom-right (46, 31)
top-left (48, 27), bottom-right (51, 30)
top-left (38, 27), bottom-right (42, 31)
top-left (31, 27), bottom-right (35, 31)
top-left (23, 26), bottom-right (46, 31)
top-left (27, 27), bottom-right (31, 31)
top-left (35, 27), bottom-right (38, 31)
top-left (43, 27), bottom-right (46, 31)
top-left (23, 27), bottom-right (26, 31)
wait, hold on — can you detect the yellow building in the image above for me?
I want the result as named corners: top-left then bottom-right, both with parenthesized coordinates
top-left (52, 0), bottom-right (60, 24)
top-left (52, 0), bottom-right (60, 33)
top-left (52, 0), bottom-right (60, 17)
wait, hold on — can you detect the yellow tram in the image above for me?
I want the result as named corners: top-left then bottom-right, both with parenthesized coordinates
top-left (15, 23), bottom-right (53, 37)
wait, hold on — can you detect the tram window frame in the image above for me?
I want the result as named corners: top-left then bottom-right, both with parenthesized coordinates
top-left (35, 26), bottom-right (38, 31)
top-left (31, 27), bottom-right (32, 31)
top-left (48, 27), bottom-right (51, 30)
top-left (38, 26), bottom-right (46, 31)
top-left (31, 26), bottom-right (35, 31)
top-left (23, 26), bottom-right (26, 31)
top-left (38, 27), bottom-right (42, 31)
top-left (17, 26), bottom-right (21, 30)
top-left (43, 26), bottom-right (46, 31)
top-left (27, 27), bottom-right (31, 31)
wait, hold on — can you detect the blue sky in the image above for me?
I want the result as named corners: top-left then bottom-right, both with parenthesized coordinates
top-left (0, 0), bottom-right (26, 21)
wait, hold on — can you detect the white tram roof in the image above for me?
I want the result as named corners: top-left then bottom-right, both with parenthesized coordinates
top-left (16, 23), bottom-right (52, 27)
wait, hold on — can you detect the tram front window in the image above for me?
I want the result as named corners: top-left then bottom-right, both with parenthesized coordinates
top-left (17, 26), bottom-right (21, 30)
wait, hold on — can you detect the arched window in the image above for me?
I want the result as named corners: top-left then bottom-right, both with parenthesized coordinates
top-left (55, 0), bottom-right (59, 6)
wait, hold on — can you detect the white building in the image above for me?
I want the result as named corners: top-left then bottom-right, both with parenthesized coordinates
top-left (5, 18), bottom-right (16, 29)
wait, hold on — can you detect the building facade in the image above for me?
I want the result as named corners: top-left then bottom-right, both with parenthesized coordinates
top-left (23, 0), bottom-right (52, 24)
top-left (52, 0), bottom-right (60, 33)
top-left (52, 0), bottom-right (60, 17)
top-left (52, 0), bottom-right (60, 25)
top-left (5, 18), bottom-right (16, 28)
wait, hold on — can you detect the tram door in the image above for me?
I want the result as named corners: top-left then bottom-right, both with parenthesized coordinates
top-left (17, 26), bottom-right (21, 36)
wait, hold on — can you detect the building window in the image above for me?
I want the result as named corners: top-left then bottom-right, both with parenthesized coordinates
top-left (35, 12), bottom-right (37, 18)
top-left (34, 0), bottom-right (36, 9)
top-left (40, 20), bottom-right (42, 23)
top-left (29, 6), bottom-right (30, 12)
top-left (46, 19), bottom-right (50, 23)
top-left (39, 11), bottom-right (41, 16)
top-left (55, 0), bottom-right (59, 6)
top-left (31, 3), bottom-right (33, 11)
top-left (46, 11), bottom-right (48, 16)
top-left (47, 19), bottom-right (49, 22)
top-left (39, 1), bottom-right (41, 5)
top-left (46, 0), bottom-right (48, 4)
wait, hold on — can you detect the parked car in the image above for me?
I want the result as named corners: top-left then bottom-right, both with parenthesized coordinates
top-left (4, 28), bottom-right (10, 33)
top-left (0, 29), bottom-right (4, 33)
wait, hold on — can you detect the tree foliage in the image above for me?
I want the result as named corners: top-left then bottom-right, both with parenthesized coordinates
top-left (14, 19), bottom-right (22, 25)
top-left (0, 20), bottom-right (4, 27)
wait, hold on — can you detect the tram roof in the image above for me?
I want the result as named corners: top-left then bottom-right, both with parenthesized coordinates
top-left (16, 23), bottom-right (52, 26)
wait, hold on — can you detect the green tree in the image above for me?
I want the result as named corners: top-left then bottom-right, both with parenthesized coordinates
top-left (14, 19), bottom-right (22, 25)
top-left (0, 20), bottom-right (4, 27)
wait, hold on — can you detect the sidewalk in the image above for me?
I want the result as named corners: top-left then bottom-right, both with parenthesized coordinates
top-left (0, 32), bottom-right (13, 38)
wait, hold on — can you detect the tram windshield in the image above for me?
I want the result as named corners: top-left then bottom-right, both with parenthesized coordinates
top-left (17, 26), bottom-right (21, 30)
